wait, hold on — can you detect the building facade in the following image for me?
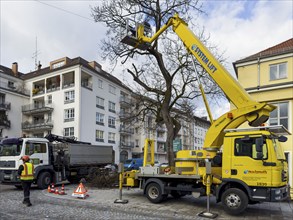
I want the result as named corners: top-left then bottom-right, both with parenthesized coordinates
top-left (233, 38), bottom-right (293, 197)
top-left (0, 56), bottom-right (210, 164)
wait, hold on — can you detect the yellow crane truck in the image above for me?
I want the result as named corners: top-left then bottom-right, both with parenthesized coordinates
top-left (120, 14), bottom-right (290, 215)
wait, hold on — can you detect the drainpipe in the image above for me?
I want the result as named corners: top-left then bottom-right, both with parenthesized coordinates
top-left (257, 56), bottom-right (260, 90)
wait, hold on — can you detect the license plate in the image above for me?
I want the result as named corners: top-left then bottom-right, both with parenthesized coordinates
top-left (4, 175), bottom-right (11, 180)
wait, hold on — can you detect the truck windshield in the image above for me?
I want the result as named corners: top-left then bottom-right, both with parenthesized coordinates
top-left (0, 143), bottom-right (22, 156)
top-left (272, 138), bottom-right (286, 161)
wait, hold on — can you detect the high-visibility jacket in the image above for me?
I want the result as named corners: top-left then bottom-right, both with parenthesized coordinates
top-left (20, 162), bottom-right (34, 181)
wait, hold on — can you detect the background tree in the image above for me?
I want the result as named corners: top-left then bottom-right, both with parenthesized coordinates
top-left (91, 0), bottom-right (225, 166)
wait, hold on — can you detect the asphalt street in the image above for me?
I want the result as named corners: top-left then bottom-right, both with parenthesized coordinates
top-left (0, 183), bottom-right (292, 219)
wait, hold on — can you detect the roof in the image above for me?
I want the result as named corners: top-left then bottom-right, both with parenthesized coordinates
top-left (234, 38), bottom-right (293, 64)
top-left (233, 38), bottom-right (293, 76)
top-left (0, 65), bottom-right (24, 78)
top-left (18, 57), bottom-right (131, 92)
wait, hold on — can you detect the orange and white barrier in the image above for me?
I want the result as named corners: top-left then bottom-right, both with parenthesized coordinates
top-left (59, 184), bottom-right (66, 195)
top-left (72, 183), bottom-right (89, 199)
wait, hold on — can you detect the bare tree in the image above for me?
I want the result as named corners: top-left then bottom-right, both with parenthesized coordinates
top-left (91, 0), bottom-right (224, 166)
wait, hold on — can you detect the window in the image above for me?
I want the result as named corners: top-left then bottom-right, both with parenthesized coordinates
top-left (47, 95), bottom-right (52, 104)
top-left (52, 61), bottom-right (65, 69)
top-left (96, 112), bottom-right (105, 125)
top-left (64, 127), bottom-right (74, 136)
top-left (25, 143), bottom-right (47, 155)
top-left (108, 132), bottom-right (115, 143)
top-left (64, 108), bottom-right (75, 122)
top-left (96, 96), bottom-right (104, 109)
top-left (269, 102), bottom-right (289, 129)
top-left (96, 130), bottom-right (104, 142)
top-left (109, 101), bottom-right (116, 113)
top-left (109, 84), bottom-right (116, 95)
top-left (234, 137), bottom-right (268, 160)
top-left (98, 79), bottom-right (103, 89)
top-left (8, 81), bottom-right (15, 89)
top-left (270, 63), bottom-right (287, 80)
top-left (65, 90), bottom-right (75, 103)
top-left (108, 116), bottom-right (116, 128)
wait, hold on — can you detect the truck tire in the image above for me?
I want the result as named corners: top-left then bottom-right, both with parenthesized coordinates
top-left (146, 183), bottom-right (164, 203)
top-left (37, 172), bottom-right (52, 189)
top-left (221, 188), bottom-right (248, 215)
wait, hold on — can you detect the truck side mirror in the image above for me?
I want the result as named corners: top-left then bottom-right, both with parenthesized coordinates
top-left (278, 135), bottom-right (287, 142)
top-left (255, 137), bottom-right (264, 152)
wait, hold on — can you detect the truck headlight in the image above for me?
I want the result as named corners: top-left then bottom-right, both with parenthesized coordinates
top-left (275, 189), bottom-right (281, 195)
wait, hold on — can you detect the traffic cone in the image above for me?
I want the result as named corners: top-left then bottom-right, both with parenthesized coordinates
top-left (50, 183), bottom-right (55, 193)
top-left (47, 185), bottom-right (51, 193)
top-left (59, 184), bottom-right (66, 195)
top-left (54, 187), bottom-right (59, 195)
top-left (72, 183), bottom-right (89, 199)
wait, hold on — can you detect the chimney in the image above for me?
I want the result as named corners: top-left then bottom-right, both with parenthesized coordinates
top-left (12, 62), bottom-right (18, 76)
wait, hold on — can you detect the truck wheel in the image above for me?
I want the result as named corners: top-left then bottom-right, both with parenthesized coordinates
top-left (146, 183), bottom-right (164, 203)
top-left (221, 188), bottom-right (248, 215)
top-left (37, 172), bottom-right (52, 189)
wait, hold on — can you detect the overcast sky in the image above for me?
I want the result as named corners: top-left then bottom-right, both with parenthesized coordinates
top-left (1, 0), bottom-right (292, 118)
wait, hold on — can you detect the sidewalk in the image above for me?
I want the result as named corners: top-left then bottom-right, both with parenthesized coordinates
top-left (44, 184), bottom-right (293, 219)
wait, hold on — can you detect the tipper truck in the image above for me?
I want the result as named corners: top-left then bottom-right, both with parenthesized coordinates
top-left (120, 14), bottom-right (290, 215)
top-left (0, 134), bottom-right (113, 189)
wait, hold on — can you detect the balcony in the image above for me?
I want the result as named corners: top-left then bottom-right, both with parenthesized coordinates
top-left (22, 103), bottom-right (53, 115)
top-left (0, 115), bottom-right (10, 128)
top-left (81, 80), bottom-right (93, 90)
top-left (119, 126), bottom-right (134, 135)
top-left (119, 96), bottom-right (132, 107)
top-left (120, 141), bottom-right (134, 149)
top-left (0, 102), bottom-right (11, 111)
top-left (21, 120), bottom-right (53, 131)
top-left (119, 111), bottom-right (133, 121)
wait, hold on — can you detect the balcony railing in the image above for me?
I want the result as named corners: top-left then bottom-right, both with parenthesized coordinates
top-left (120, 141), bottom-right (134, 149)
top-left (119, 126), bottom-right (134, 134)
top-left (119, 96), bottom-right (132, 106)
top-left (81, 81), bottom-right (93, 90)
top-left (0, 102), bottom-right (11, 111)
top-left (0, 117), bottom-right (10, 128)
top-left (22, 103), bottom-right (53, 115)
top-left (21, 120), bottom-right (53, 131)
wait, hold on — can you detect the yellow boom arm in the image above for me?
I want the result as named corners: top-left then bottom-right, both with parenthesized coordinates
top-left (123, 14), bottom-right (275, 150)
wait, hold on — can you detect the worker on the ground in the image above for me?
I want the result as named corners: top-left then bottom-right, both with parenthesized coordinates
top-left (18, 155), bottom-right (34, 207)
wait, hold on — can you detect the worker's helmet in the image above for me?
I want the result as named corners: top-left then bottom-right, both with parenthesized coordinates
top-left (21, 155), bottom-right (30, 162)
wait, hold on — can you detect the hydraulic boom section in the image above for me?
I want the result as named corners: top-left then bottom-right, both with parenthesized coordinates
top-left (121, 14), bottom-right (275, 150)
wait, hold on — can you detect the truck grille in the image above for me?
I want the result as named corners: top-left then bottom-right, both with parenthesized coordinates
top-left (281, 170), bottom-right (287, 182)
top-left (0, 161), bottom-right (15, 168)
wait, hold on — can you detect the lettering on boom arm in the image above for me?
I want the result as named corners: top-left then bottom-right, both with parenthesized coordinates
top-left (191, 45), bottom-right (217, 73)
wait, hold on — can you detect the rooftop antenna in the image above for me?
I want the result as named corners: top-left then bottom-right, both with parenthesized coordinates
top-left (32, 36), bottom-right (41, 70)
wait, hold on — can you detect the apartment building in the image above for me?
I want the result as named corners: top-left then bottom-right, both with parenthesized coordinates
top-left (0, 63), bottom-right (30, 138)
top-left (0, 56), bottom-right (211, 164)
top-left (233, 38), bottom-right (293, 197)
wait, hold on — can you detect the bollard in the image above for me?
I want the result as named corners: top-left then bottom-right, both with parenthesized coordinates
top-left (114, 163), bottom-right (128, 204)
top-left (198, 160), bottom-right (218, 219)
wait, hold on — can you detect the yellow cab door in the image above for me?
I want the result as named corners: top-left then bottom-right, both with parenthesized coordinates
top-left (229, 135), bottom-right (272, 187)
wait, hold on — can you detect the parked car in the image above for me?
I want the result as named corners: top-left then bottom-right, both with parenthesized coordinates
top-left (123, 158), bottom-right (143, 171)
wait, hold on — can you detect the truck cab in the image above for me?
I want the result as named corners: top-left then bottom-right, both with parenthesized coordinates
top-left (219, 127), bottom-right (289, 204)
top-left (0, 137), bottom-right (50, 187)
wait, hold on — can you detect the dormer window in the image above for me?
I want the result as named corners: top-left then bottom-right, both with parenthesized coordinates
top-left (52, 61), bottom-right (65, 69)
